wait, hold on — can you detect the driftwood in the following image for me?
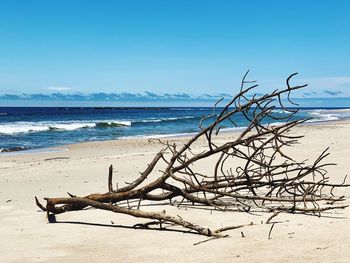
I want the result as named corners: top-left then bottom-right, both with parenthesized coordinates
top-left (36, 72), bottom-right (349, 237)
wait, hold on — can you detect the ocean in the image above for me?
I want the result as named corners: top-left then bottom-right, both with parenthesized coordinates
top-left (0, 107), bottom-right (349, 153)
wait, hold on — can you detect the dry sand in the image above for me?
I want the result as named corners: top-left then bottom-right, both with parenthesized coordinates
top-left (0, 121), bottom-right (350, 263)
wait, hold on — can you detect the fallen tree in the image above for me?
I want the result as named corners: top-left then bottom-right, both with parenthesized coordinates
top-left (36, 72), bottom-right (349, 238)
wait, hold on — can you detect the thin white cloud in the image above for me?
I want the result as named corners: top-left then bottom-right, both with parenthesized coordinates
top-left (45, 86), bottom-right (72, 91)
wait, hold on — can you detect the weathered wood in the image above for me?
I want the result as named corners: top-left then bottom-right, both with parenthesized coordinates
top-left (36, 72), bottom-right (349, 237)
top-left (108, 165), bottom-right (113, 192)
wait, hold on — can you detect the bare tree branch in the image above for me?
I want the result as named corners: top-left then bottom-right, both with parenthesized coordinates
top-left (35, 72), bottom-right (349, 237)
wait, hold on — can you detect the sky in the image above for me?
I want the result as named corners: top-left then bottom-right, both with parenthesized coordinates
top-left (0, 0), bottom-right (349, 106)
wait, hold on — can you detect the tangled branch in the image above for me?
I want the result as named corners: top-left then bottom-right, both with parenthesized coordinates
top-left (36, 72), bottom-right (349, 237)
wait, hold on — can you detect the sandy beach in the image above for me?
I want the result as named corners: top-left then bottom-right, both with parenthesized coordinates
top-left (1, 120), bottom-right (350, 263)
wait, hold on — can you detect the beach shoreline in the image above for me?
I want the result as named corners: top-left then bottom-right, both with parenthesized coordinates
top-left (1, 107), bottom-right (350, 156)
top-left (1, 113), bottom-right (350, 157)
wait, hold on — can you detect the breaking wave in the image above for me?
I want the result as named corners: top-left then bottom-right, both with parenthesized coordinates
top-left (0, 109), bottom-right (347, 136)
top-left (306, 110), bottom-right (340, 123)
top-left (95, 121), bottom-right (132, 127)
top-left (0, 116), bottom-right (200, 135)
top-left (0, 120), bottom-right (131, 135)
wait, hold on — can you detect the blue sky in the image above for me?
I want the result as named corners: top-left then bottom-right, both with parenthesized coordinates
top-left (0, 0), bottom-right (349, 106)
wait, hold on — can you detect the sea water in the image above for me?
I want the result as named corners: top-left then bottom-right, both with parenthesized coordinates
top-left (0, 107), bottom-right (349, 153)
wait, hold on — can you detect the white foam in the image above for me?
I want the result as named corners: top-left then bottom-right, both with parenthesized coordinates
top-left (0, 123), bottom-right (50, 134)
top-left (108, 120), bottom-right (131, 126)
top-left (50, 123), bottom-right (96, 130)
top-left (95, 120), bottom-right (132, 126)
top-left (0, 120), bottom-right (131, 135)
top-left (272, 109), bottom-right (291, 114)
top-left (307, 110), bottom-right (340, 122)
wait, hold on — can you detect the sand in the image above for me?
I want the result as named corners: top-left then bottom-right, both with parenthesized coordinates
top-left (0, 121), bottom-right (350, 263)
